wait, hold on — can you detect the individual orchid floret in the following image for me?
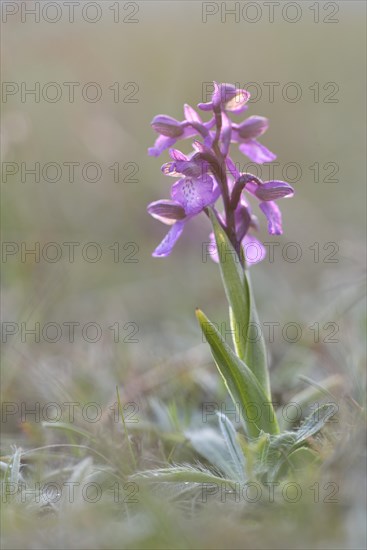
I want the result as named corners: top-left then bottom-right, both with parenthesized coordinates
top-left (231, 173), bottom-right (294, 236)
top-left (231, 116), bottom-right (276, 164)
top-left (147, 174), bottom-right (220, 257)
top-left (148, 106), bottom-right (214, 157)
top-left (161, 148), bottom-right (209, 179)
top-left (198, 82), bottom-right (250, 114)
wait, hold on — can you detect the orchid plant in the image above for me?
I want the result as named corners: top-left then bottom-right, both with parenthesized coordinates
top-left (143, 83), bottom-right (337, 484)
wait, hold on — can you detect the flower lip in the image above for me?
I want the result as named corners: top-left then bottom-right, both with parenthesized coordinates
top-left (171, 175), bottom-right (219, 215)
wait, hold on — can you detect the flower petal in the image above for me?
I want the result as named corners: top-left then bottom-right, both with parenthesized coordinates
top-left (148, 135), bottom-right (177, 157)
top-left (162, 157), bottom-right (208, 179)
top-left (239, 140), bottom-right (277, 164)
top-left (161, 162), bottom-right (184, 177)
top-left (198, 83), bottom-right (250, 113)
top-left (184, 104), bottom-right (202, 124)
top-left (171, 175), bottom-right (218, 215)
top-left (228, 102), bottom-right (249, 115)
top-left (237, 116), bottom-right (269, 139)
top-left (259, 201), bottom-right (283, 235)
top-left (151, 115), bottom-right (184, 138)
top-left (179, 125), bottom-right (205, 142)
top-left (147, 199), bottom-right (186, 225)
top-left (242, 235), bottom-right (266, 265)
top-left (197, 101), bottom-right (214, 111)
top-left (255, 181), bottom-right (294, 201)
top-left (224, 89), bottom-right (251, 113)
top-left (212, 83), bottom-right (251, 112)
top-left (152, 220), bottom-right (186, 257)
top-left (169, 148), bottom-right (188, 161)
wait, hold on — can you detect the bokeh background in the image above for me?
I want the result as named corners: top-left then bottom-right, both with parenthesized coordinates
top-left (1, 1), bottom-right (366, 549)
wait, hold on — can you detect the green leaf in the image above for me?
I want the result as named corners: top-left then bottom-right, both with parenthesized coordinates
top-left (186, 427), bottom-right (239, 481)
top-left (295, 402), bottom-right (338, 443)
top-left (9, 447), bottom-right (22, 485)
top-left (185, 414), bottom-right (246, 482)
top-left (217, 413), bottom-right (246, 482)
top-left (258, 403), bottom-right (337, 480)
top-left (208, 208), bottom-right (270, 397)
top-left (42, 422), bottom-right (97, 442)
top-left (196, 308), bottom-right (279, 438)
top-left (131, 464), bottom-right (236, 488)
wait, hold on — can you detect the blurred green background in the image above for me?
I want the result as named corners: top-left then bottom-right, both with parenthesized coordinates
top-left (1, 1), bottom-right (366, 548)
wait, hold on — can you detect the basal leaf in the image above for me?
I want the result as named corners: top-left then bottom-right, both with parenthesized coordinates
top-left (217, 412), bottom-right (246, 482)
top-left (196, 308), bottom-right (279, 438)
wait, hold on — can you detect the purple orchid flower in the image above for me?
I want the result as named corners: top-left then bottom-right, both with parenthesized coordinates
top-left (231, 115), bottom-right (276, 164)
top-left (148, 105), bottom-right (215, 157)
top-left (161, 148), bottom-right (209, 179)
top-left (147, 173), bottom-right (220, 257)
top-left (147, 83), bottom-right (294, 259)
top-left (227, 158), bottom-right (294, 235)
top-left (197, 83), bottom-right (275, 163)
top-left (198, 82), bottom-right (250, 114)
